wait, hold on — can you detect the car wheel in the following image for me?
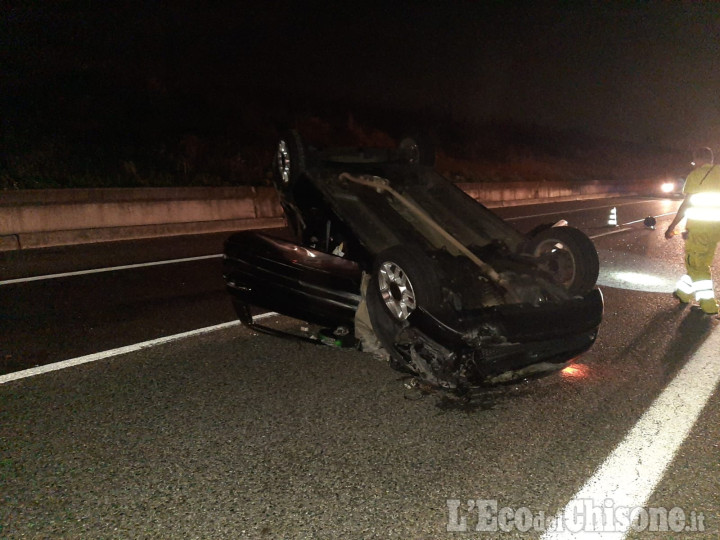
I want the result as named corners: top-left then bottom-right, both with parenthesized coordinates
top-left (366, 245), bottom-right (443, 364)
top-left (527, 226), bottom-right (599, 295)
top-left (365, 275), bottom-right (414, 372)
top-left (273, 130), bottom-right (307, 192)
top-left (398, 135), bottom-right (436, 167)
top-left (374, 245), bottom-right (443, 321)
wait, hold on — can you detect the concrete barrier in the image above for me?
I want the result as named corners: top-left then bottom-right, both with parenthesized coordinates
top-left (0, 178), bottom-right (664, 251)
top-left (458, 178), bottom-right (661, 207)
top-left (0, 186), bottom-right (285, 250)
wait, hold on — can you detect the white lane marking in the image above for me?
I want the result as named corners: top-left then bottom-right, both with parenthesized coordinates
top-left (1, 200), bottom-right (676, 286)
top-left (0, 312), bottom-right (278, 385)
top-left (504, 199), bottom-right (662, 221)
top-left (588, 210), bottom-right (681, 239)
top-left (541, 326), bottom-right (720, 539)
top-left (589, 228), bottom-right (632, 239)
top-left (622, 211), bottom-right (676, 225)
top-left (0, 254), bottom-right (223, 286)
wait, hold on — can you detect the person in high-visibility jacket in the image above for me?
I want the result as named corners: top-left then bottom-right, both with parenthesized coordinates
top-left (665, 147), bottom-right (720, 314)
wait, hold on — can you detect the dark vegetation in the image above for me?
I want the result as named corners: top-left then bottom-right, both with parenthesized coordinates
top-left (1, 2), bottom-right (690, 190)
top-left (0, 89), bottom-right (690, 190)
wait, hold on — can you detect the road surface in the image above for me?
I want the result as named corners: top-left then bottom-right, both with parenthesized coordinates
top-left (1, 196), bottom-right (718, 539)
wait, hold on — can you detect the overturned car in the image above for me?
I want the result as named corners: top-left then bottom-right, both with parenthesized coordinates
top-left (223, 132), bottom-right (603, 389)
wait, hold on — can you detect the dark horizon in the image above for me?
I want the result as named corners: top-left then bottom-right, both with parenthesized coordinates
top-left (5, 2), bottom-right (720, 147)
top-left (2, 0), bottom-right (719, 191)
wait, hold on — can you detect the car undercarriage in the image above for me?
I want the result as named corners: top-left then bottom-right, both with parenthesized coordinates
top-left (223, 131), bottom-right (603, 390)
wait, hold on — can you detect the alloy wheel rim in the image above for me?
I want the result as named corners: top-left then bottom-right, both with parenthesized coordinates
top-left (378, 262), bottom-right (416, 320)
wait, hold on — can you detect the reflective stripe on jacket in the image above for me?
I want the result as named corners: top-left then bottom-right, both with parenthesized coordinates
top-left (683, 165), bottom-right (720, 222)
top-left (686, 192), bottom-right (720, 222)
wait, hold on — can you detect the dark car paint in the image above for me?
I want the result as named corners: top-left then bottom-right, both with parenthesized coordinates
top-left (224, 230), bottom-right (603, 379)
top-left (224, 232), bottom-right (361, 327)
top-left (223, 139), bottom-right (603, 387)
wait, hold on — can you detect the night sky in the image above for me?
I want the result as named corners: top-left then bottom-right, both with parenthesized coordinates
top-left (3, 1), bottom-right (720, 150)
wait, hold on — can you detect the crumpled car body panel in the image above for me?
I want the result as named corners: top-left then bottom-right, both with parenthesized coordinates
top-left (223, 144), bottom-right (603, 388)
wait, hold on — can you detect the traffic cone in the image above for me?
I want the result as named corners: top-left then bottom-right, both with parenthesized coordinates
top-left (607, 207), bottom-right (618, 227)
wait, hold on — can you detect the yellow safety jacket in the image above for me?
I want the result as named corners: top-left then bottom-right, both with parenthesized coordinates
top-left (683, 164), bottom-right (720, 222)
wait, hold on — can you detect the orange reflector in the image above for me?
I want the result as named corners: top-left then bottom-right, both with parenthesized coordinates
top-left (561, 363), bottom-right (590, 379)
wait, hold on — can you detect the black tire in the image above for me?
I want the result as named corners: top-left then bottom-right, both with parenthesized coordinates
top-left (366, 275), bottom-right (415, 372)
top-left (373, 245), bottom-right (443, 321)
top-left (366, 245), bottom-right (443, 365)
top-left (272, 130), bottom-right (307, 193)
top-left (527, 226), bottom-right (599, 295)
top-left (398, 135), bottom-right (436, 167)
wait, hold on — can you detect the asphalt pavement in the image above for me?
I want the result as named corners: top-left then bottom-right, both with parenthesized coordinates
top-left (1, 196), bottom-right (718, 539)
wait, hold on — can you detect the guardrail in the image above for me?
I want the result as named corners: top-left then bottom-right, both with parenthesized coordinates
top-left (0, 178), bottom-right (664, 251)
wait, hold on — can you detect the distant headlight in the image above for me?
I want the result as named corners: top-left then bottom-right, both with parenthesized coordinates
top-left (661, 182), bottom-right (675, 194)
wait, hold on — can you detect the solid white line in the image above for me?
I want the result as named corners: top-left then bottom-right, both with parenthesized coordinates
top-left (504, 199), bottom-right (659, 221)
top-left (0, 312), bottom-right (278, 385)
top-left (0, 254), bottom-right (223, 286)
top-left (588, 210), bottom-right (679, 239)
top-left (0, 219), bottom-right (659, 285)
top-left (2, 200), bottom-right (676, 286)
top-left (540, 326), bottom-right (720, 539)
top-left (589, 228), bottom-right (632, 239)
top-left (622, 211), bottom-right (676, 225)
